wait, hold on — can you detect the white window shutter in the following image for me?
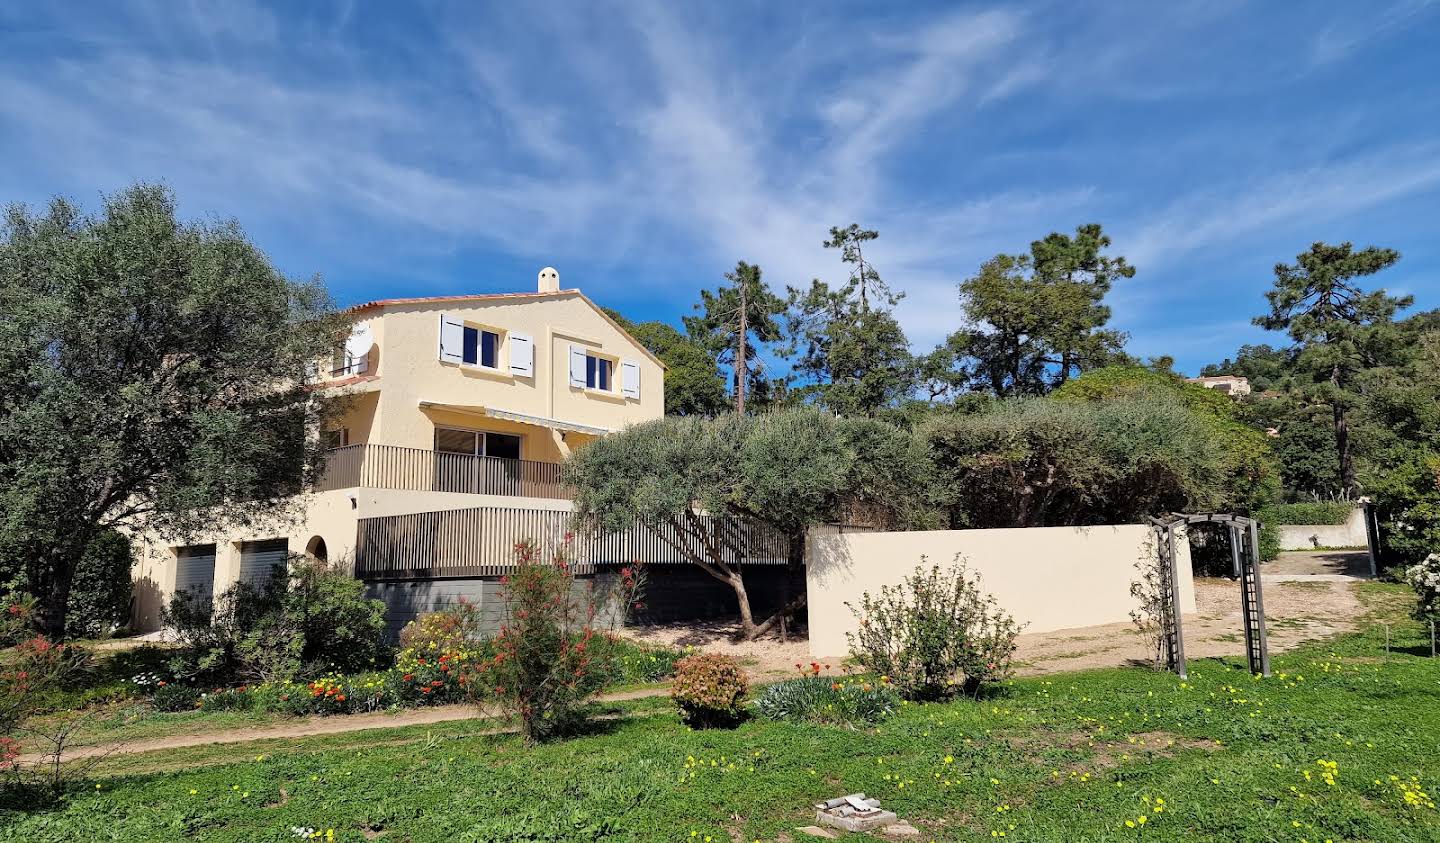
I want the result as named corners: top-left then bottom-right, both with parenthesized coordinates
top-left (439, 313), bottom-right (464, 363)
top-left (621, 359), bottom-right (641, 398)
top-left (569, 345), bottom-right (588, 388)
top-left (510, 333), bottom-right (534, 376)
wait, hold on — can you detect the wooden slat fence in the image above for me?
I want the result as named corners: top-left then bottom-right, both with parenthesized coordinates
top-left (355, 505), bottom-right (788, 580)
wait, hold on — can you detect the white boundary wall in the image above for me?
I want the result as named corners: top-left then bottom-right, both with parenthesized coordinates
top-left (1276, 507), bottom-right (1368, 550)
top-left (806, 524), bottom-right (1195, 658)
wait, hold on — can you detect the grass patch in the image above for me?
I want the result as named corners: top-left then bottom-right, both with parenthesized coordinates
top-left (3, 585), bottom-right (1438, 842)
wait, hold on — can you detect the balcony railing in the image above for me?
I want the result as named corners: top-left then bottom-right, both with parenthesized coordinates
top-left (314, 444), bottom-right (570, 500)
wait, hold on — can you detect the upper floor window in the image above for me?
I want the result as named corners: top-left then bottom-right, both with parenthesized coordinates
top-left (439, 313), bottom-right (533, 377)
top-left (434, 427), bottom-right (522, 460)
top-left (569, 344), bottom-right (641, 399)
top-left (585, 354), bottom-right (611, 391)
top-left (321, 427), bottom-right (350, 449)
top-left (463, 327), bottom-right (500, 369)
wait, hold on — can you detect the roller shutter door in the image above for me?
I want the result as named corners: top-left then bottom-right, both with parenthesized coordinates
top-left (175, 545), bottom-right (217, 604)
top-left (239, 539), bottom-right (289, 586)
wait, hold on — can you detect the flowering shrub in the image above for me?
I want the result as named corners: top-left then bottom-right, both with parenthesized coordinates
top-left (754, 670), bottom-right (899, 727)
top-left (397, 600), bottom-right (484, 663)
top-left (462, 540), bottom-right (642, 742)
top-left (198, 686), bottom-right (253, 712)
top-left (391, 654), bottom-right (469, 707)
top-left (670, 653), bottom-right (748, 728)
top-left (1404, 553), bottom-right (1440, 624)
top-left (847, 557), bottom-right (1022, 700)
top-left (1, 593), bottom-right (37, 648)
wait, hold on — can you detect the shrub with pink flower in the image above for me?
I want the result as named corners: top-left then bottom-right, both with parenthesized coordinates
top-left (462, 539), bottom-right (642, 742)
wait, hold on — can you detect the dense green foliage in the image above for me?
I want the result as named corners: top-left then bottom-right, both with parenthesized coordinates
top-left (1054, 366), bottom-right (1281, 513)
top-left (1262, 501), bottom-right (1355, 526)
top-left (784, 223), bottom-right (915, 416)
top-left (920, 389), bottom-right (1252, 528)
top-left (930, 224), bottom-right (1134, 397)
top-left (1254, 241), bottom-right (1410, 495)
top-left (565, 408), bottom-right (917, 638)
top-left (0, 184), bottom-right (342, 637)
top-left (63, 529), bottom-right (133, 638)
top-left (1200, 343), bottom-right (1297, 393)
top-left (162, 559), bottom-right (386, 684)
top-left (5, 586), bottom-right (1435, 841)
top-left (1207, 282), bottom-right (1439, 567)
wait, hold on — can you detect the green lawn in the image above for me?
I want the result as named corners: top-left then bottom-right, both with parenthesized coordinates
top-left (3, 583), bottom-right (1438, 842)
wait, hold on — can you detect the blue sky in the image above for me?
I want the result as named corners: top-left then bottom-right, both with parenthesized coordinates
top-left (2, 1), bottom-right (1438, 375)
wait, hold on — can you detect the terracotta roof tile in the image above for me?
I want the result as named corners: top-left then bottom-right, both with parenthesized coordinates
top-left (346, 289), bottom-right (578, 313)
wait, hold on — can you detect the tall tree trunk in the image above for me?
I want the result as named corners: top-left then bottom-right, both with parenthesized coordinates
top-left (32, 541), bottom-right (84, 639)
top-left (1331, 364), bottom-right (1356, 497)
top-left (736, 282), bottom-right (748, 415)
top-left (1334, 400), bottom-right (1355, 497)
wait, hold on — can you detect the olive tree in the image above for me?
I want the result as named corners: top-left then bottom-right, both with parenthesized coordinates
top-left (0, 184), bottom-right (343, 637)
top-left (918, 389), bottom-right (1241, 529)
top-left (564, 407), bottom-right (916, 640)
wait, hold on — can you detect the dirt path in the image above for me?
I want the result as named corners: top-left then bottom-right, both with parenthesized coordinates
top-left (1016, 577), bottom-right (1363, 674)
top-left (1263, 549), bottom-right (1373, 578)
top-left (17, 687), bottom-right (667, 767)
top-left (626, 578), bottom-right (1364, 679)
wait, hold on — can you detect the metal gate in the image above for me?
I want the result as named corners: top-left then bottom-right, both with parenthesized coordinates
top-left (1149, 513), bottom-right (1270, 679)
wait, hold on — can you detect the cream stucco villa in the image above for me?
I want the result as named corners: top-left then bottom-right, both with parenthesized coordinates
top-left (129, 268), bottom-right (681, 632)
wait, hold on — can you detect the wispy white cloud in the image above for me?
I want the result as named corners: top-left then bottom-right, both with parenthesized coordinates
top-left (1122, 143), bottom-right (1440, 271)
top-left (1, 0), bottom-right (1436, 372)
top-left (1310, 0), bottom-right (1438, 66)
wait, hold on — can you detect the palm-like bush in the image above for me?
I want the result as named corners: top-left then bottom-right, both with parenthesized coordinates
top-left (754, 674), bottom-right (899, 726)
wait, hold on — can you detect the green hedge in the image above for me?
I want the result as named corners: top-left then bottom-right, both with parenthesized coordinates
top-left (1261, 502), bottom-right (1355, 526)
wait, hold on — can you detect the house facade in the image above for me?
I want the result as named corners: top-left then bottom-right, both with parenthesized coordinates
top-left (1185, 374), bottom-right (1252, 396)
top-left (128, 268), bottom-right (669, 631)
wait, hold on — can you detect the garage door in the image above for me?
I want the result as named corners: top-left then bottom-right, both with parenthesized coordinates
top-left (175, 544), bottom-right (217, 605)
top-left (239, 539), bottom-right (289, 586)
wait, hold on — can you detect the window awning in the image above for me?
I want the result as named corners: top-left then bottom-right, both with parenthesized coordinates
top-left (418, 401), bottom-right (612, 437)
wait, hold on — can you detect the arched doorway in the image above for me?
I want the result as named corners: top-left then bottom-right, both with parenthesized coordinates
top-left (1150, 513), bottom-right (1270, 679)
top-left (305, 535), bottom-right (329, 564)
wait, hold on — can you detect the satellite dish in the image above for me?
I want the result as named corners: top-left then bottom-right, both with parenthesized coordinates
top-left (345, 322), bottom-right (373, 358)
top-left (342, 323), bottom-right (373, 373)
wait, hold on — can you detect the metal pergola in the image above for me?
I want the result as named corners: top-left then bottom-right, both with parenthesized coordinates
top-left (1149, 513), bottom-right (1270, 679)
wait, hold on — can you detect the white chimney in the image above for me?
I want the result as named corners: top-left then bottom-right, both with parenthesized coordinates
top-left (537, 266), bottom-right (560, 293)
